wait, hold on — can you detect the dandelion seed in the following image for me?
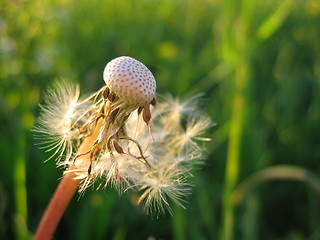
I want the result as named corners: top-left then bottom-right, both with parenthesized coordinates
top-left (170, 116), bottom-right (213, 154)
top-left (34, 81), bottom-right (87, 162)
top-left (155, 94), bottom-right (204, 133)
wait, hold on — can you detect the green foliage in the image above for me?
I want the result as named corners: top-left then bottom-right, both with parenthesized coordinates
top-left (1, 0), bottom-right (320, 239)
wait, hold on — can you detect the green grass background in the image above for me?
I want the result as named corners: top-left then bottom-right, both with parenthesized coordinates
top-left (1, 0), bottom-right (320, 239)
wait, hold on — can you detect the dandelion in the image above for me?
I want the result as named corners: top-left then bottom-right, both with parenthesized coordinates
top-left (34, 56), bottom-right (211, 239)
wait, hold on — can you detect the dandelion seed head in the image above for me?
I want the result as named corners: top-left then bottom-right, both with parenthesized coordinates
top-left (35, 57), bottom-right (212, 216)
top-left (103, 56), bottom-right (156, 106)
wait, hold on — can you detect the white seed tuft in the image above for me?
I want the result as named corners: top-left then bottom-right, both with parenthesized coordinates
top-left (103, 56), bottom-right (156, 106)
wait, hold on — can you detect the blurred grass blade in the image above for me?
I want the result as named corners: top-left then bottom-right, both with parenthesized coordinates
top-left (220, 0), bottom-right (252, 239)
top-left (112, 225), bottom-right (127, 240)
top-left (172, 204), bottom-right (186, 240)
top-left (13, 123), bottom-right (30, 240)
top-left (256, 0), bottom-right (292, 40)
top-left (232, 165), bottom-right (320, 206)
top-left (222, 60), bottom-right (250, 240)
top-left (242, 194), bottom-right (259, 240)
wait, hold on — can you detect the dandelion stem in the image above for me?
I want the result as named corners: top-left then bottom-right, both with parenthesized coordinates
top-left (34, 167), bottom-right (80, 240)
top-left (34, 120), bottom-right (103, 240)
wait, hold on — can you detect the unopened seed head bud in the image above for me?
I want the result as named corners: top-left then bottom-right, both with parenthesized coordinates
top-left (103, 56), bottom-right (156, 106)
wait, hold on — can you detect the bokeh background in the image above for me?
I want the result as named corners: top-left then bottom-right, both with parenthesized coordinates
top-left (1, 0), bottom-right (320, 239)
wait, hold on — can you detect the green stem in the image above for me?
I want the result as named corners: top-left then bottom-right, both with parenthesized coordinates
top-left (222, 59), bottom-right (249, 240)
top-left (13, 121), bottom-right (28, 239)
top-left (219, 0), bottom-right (291, 238)
top-left (172, 204), bottom-right (185, 240)
top-left (232, 165), bottom-right (320, 206)
top-left (220, 5), bottom-right (250, 238)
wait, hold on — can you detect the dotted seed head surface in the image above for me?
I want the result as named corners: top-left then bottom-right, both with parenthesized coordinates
top-left (103, 56), bottom-right (156, 106)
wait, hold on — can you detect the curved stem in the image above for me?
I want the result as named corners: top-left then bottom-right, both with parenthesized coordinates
top-left (34, 169), bottom-right (80, 240)
top-left (232, 165), bottom-right (320, 206)
top-left (34, 120), bottom-right (103, 240)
